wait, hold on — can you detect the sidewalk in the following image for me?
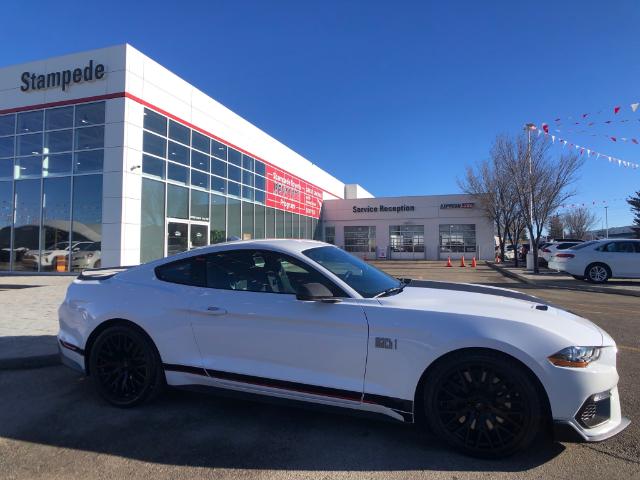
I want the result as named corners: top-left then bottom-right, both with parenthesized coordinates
top-left (0, 276), bottom-right (75, 369)
top-left (488, 261), bottom-right (640, 297)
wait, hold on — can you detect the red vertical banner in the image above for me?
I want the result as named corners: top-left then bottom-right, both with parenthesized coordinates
top-left (265, 165), bottom-right (322, 218)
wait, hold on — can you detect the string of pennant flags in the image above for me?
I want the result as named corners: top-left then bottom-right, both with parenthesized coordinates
top-left (548, 102), bottom-right (639, 124)
top-left (556, 197), bottom-right (630, 210)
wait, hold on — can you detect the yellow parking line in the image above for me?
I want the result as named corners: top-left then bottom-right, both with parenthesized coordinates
top-left (618, 345), bottom-right (640, 353)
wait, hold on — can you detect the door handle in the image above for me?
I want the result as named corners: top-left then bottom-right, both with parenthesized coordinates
top-left (205, 306), bottom-right (227, 315)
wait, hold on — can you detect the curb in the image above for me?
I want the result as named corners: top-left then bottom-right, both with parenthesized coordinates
top-left (487, 262), bottom-right (640, 298)
top-left (0, 353), bottom-right (61, 371)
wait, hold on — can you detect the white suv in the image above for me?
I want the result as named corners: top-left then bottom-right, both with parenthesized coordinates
top-left (548, 239), bottom-right (640, 283)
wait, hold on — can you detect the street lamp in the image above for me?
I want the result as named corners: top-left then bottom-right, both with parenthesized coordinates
top-left (604, 205), bottom-right (609, 239)
top-left (524, 123), bottom-right (536, 271)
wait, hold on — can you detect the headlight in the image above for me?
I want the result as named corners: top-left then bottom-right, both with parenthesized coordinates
top-left (548, 346), bottom-right (601, 368)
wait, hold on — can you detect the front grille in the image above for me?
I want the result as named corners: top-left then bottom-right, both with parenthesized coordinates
top-left (576, 393), bottom-right (611, 428)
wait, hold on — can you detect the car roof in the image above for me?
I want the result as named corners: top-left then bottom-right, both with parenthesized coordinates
top-left (186, 239), bottom-right (329, 256)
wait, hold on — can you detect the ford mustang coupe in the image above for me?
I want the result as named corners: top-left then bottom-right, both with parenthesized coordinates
top-left (58, 240), bottom-right (629, 457)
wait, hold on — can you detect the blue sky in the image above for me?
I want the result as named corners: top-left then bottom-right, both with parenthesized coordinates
top-left (3, 1), bottom-right (639, 228)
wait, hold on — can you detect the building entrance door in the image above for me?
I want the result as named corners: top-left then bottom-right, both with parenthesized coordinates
top-left (389, 225), bottom-right (425, 260)
top-left (190, 223), bottom-right (208, 249)
top-left (167, 222), bottom-right (189, 257)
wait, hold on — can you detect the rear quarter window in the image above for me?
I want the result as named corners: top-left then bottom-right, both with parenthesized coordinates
top-left (155, 256), bottom-right (206, 287)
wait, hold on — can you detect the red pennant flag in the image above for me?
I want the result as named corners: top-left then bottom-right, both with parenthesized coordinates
top-left (582, 113), bottom-right (588, 118)
top-left (614, 106), bottom-right (621, 114)
top-left (611, 137), bottom-right (617, 142)
top-left (542, 123), bottom-right (549, 133)
top-left (632, 139), bottom-right (639, 144)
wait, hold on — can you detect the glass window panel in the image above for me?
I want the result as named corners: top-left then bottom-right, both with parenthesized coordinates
top-left (143, 108), bottom-right (167, 136)
top-left (389, 225), bottom-right (425, 253)
top-left (190, 189), bottom-right (209, 221)
top-left (242, 154), bottom-right (254, 171)
top-left (74, 150), bottom-right (103, 173)
top-left (192, 130), bottom-right (209, 153)
top-left (191, 170), bottom-right (209, 189)
top-left (75, 102), bottom-right (105, 127)
top-left (325, 226), bottom-right (335, 244)
top-left (17, 133), bottom-right (43, 156)
top-left (242, 202), bottom-right (254, 240)
top-left (284, 212), bottom-right (293, 238)
top-left (254, 189), bottom-right (265, 204)
top-left (43, 153), bottom-right (72, 176)
top-left (439, 224), bottom-right (476, 254)
top-left (44, 129), bottom-right (73, 153)
top-left (242, 186), bottom-right (254, 201)
top-left (15, 156), bottom-right (42, 179)
top-left (143, 131), bottom-right (166, 158)
top-left (255, 160), bottom-right (265, 176)
top-left (12, 179), bottom-right (41, 271)
top-left (75, 125), bottom-right (104, 150)
top-left (0, 159), bottom-right (13, 179)
top-left (300, 215), bottom-right (307, 239)
top-left (254, 204), bottom-right (265, 239)
top-left (71, 174), bottom-right (102, 272)
top-left (276, 209), bottom-right (285, 238)
top-left (228, 164), bottom-right (241, 183)
top-left (0, 114), bottom-right (16, 136)
top-left (45, 107), bottom-right (73, 131)
top-left (228, 147), bottom-right (241, 166)
top-left (242, 170), bottom-right (254, 187)
top-left (168, 141), bottom-right (189, 165)
top-left (227, 181), bottom-right (241, 197)
top-left (17, 111), bottom-right (43, 133)
top-left (211, 176), bottom-right (226, 194)
top-left (41, 177), bottom-right (71, 272)
top-left (211, 139), bottom-right (227, 160)
top-left (191, 150), bottom-right (209, 171)
top-left (255, 175), bottom-right (265, 190)
top-left (210, 194), bottom-right (226, 244)
top-left (167, 184), bottom-right (189, 219)
top-left (266, 207), bottom-right (275, 238)
top-left (0, 180), bottom-right (12, 270)
top-left (0, 136), bottom-right (14, 158)
top-left (142, 154), bottom-right (165, 179)
top-left (313, 219), bottom-right (320, 240)
top-left (141, 178), bottom-right (165, 263)
top-left (307, 217), bottom-right (314, 240)
top-left (167, 163), bottom-right (189, 185)
top-left (211, 158), bottom-right (226, 177)
top-left (169, 120), bottom-right (190, 145)
top-left (292, 214), bottom-right (300, 239)
top-left (227, 198), bottom-right (241, 239)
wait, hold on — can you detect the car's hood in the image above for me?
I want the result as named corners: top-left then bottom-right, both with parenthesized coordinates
top-left (376, 280), bottom-right (606, 345)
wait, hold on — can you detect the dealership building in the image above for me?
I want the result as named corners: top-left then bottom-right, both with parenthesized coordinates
top-left (0, 44), bottom-right (493, 273)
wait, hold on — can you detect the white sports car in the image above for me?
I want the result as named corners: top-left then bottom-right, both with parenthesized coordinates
top-left (58, 240), bottom-right (629, 458)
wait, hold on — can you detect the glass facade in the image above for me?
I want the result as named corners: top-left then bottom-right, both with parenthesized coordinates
top-left (344, 226), bottom-right (376, 253)
top-left (439, 224), bottom-right (477, 254)
top-left (140, 107), bottom-right (319, 262)
top-left (389, 225), bottom-right (425, 253)
top-left (0, 102), bottom-right (105, 271)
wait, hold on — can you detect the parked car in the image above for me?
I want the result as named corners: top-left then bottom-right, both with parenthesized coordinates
top-left (504, 244), bottom-right (516, 260)
top-left (71, 242), bottom-right (102, 270)
top-left (59, 239), bottom-right (629, 458)
top-left (540, 241), bottom-right (583, 264)
top-left (548, 239), bottom-right (640, 283)
top-left (21, 241), bottom-right (92, 271)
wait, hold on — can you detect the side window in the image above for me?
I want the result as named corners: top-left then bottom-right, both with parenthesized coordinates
top-left (616, 242), bottom-right (637, 253)
top-left (155, 255), bottom-right (206, 286)
top-left (204, 249), bottom-right (346, 297)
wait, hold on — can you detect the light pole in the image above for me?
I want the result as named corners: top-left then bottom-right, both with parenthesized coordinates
top-left (604, 205), bottom-right (609, 238)
top-left (524, 123), bottom-right (536, 271)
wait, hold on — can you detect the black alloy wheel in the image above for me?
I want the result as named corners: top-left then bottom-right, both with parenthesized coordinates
top-left (424, 351), bottom-right (542, 458)
top-left (89, 325), bottom-right (164, 407)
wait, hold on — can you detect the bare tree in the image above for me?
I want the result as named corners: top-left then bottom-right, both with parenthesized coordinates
top-left (494, 132), bottom-right (584, 273)
top-left (563, 207), bottom-right (597, 239)
top-left (547, 214), bottom-right (565, 239)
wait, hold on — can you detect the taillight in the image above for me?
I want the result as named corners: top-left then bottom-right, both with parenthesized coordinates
top-left (543, 248), bottom-right (551, 252)
top-left (556, 253), bottom-right (575, 258)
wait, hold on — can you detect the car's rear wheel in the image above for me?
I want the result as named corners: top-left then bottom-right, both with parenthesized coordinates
top-left (424, 351), bottom-right (542, 458)
top-left (585, 263), bottom-right (610, 283)
top-left (89, 325), bottom-right (164, 407)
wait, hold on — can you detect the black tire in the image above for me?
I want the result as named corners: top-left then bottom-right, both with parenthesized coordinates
top-left (89, 325), bottom-right (165, 407)
top-left (585, 263), bottom-right (610, 283)
top-left (423, 350), bottom-right (543, 458)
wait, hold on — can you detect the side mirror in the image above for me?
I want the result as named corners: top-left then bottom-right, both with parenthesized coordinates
top-left (296, 283), bottom-right (340, 303)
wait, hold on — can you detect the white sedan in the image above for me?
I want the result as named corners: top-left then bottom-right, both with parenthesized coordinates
top-left (548, 239), bottom-right (640, 283)
top-left (58, 240), bottom-right (629, 458)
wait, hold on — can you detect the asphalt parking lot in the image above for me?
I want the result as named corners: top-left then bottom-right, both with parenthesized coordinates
top-left (1, 264), bottom-right (639, 479)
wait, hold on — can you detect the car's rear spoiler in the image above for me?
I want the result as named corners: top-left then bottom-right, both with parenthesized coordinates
top-left (76, 266), bottom-right (133, 281)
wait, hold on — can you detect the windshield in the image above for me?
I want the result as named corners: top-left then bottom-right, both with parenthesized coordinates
top-left (571, 241), bottom-right (598, 251)
top-left (303, 246), bottom-right (401, 298)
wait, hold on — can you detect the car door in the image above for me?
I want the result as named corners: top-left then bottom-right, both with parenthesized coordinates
top-left (189, 248), bottom-right (369, 402)
top-left (613, 241), bottom-right (640, 277)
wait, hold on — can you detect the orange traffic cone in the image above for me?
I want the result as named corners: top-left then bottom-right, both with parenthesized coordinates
top-left (460, 255), bottom-right (466, 267)
top-left (446, 256), bottom-right (452, 267)
top-left (471, 257), bottom-right (477, 268)
top-left (495, 255), bottom-right (501, 264)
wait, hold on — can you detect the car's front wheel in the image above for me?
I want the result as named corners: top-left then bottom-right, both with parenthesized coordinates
top-left (89, 325), bottom-right (164, 407)
top-left (585, 263), bottom-right (610, 283)
top-left (423, 350), bottom-right (543, 458)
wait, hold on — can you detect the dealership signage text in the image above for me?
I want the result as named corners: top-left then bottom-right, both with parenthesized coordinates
top-left (20, 60), bottom-right (105, 92)
top-left (440, 202), bottom-right (474, 209)
top-left (353, 205), bottom-right (415, 214)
